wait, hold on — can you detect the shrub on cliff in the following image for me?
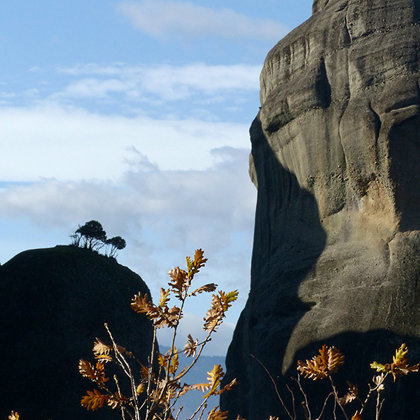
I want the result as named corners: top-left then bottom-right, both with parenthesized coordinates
top-left (70, 220), bottom-right (126, 258)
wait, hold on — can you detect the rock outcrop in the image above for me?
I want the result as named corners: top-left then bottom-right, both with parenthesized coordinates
top-left (0, 246), bottom-right (153, 420)
top-left (222, 0), bottom-right (420, 418)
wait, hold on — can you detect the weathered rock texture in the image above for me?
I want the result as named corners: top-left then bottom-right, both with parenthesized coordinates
top-left (222, 0), bottom-right (420, 418)
top-left (0, 246), bottom-right (153, 420)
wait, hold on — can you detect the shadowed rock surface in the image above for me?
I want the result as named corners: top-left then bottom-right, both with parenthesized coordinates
top-left (221, 0), bottom-right (420, 418)
top-left (0, 246), bottom-right (153, 420)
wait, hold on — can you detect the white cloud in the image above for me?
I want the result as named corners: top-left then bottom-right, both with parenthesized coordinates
top-left (59, 78), bottom-right (132, 99)
top-left (55, 63), bottom-right (260, 103)
top-left (118, 0), bottom-right (288, 41)
top-left (0, 104), bottom-right (251, 181)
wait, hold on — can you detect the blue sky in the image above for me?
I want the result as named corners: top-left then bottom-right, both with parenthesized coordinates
top-left (0, 0), bottom-right (313, 355)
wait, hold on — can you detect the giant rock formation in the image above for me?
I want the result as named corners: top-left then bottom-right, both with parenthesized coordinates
top-left (0, 246), bottom-right (153, 420)
top-left (221, 0), bottom-right (420, 418)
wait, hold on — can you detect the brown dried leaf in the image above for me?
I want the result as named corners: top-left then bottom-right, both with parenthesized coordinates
top-left (169, 348), bottom-right (179, 375)
top-left (206, 407), bottom-right (228, 420)
top-left (81, 389), bottom-right (109, 411)
top-left (168, 267), bottom-right (188, 298)
top-left (131, 293), bottom-right (152, 314)
top-left (189, 283), bottom-right (218, 297)
top-left (93, 338), bottom-right (111, 356)
top-left (203, 364), bottom-right (224, 398)
top-left (297, 345), bottom-right (344, 380)
top-left (107, 392), bottom-right (130, 409)
top-left (203, 290), bottom-right (238, 331)
top-left (338, 382), bottom-right (358, 405)
top-left (184, 334), bottom-right (199, 357)
top-left (79, 359), bottom-right (108, 385)
top-left (159, 288), bottom-right (170, 307)
top-left (351, 411), bottom-right (363, 420)
top-left (187, 248), bottom-right (208, 278)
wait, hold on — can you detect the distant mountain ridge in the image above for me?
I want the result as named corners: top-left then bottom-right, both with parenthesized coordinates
top-left (159, 345), bottom-right (225, 418)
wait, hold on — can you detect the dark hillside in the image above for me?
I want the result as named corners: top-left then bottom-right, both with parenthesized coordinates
top-left (0, 245), bottom-right (153, 420)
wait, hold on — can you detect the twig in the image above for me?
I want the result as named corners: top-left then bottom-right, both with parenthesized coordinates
top-left (294, 375), bottom-right (312, 420)
top-left (376, 393), bottom-right (385, 420)
top-left (105, 323), bottom-right (140, 420)
top-left (329, 376), bottom-right (348, 420)
top-left (286, 383), bottom-right (296, 419)
top-left (114, 374), bottom-right (127, 420)
top-left (250, 354), bottom-right (295, 420)
top-left (315, 392), bottom-right (334, 420)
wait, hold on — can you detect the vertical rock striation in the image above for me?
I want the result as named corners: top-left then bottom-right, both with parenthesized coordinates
top-left (222, 0), bottom-right (420, 418)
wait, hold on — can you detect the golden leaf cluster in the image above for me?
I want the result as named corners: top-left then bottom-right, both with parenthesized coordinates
top-left (370, 343), bottom-right (420, 381)
top-left (79, 360), bottom-right (109, 387)
top-left (187, 248), bottom-right (208, 278)
top-left (182, 364), bottom-right (237, 400)
top-left (8, 412), bottom-right (19, 420)
top-left (297, 345), bottom-right (345, 380)
top-left (81, 389), bottom-right (109, 411)
top-left (81, 389), bottom-right (129, 411)
top-left (351, 411), bottom-right (363, 420)
top-left (131, 291), bottom-right (181, 328)
top-left (204, 290), bottom-right (239, 331)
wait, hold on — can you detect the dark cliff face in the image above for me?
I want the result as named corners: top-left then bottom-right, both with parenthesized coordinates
top-left (0, 246), bottom-right (153, 420)
top-left (222, 0), bottom-right (420, 419)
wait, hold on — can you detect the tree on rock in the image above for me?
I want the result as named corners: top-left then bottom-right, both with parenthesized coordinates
top-left (71, 220), bottom-right (107, 251)
top-left (106, 236), bottom-right (126, 258)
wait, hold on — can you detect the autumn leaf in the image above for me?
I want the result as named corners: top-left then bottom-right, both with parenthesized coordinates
top-left (370, 361), bottom-right (387, 373)
top-left (338, 382), bottom-right (358, 405)
top-left (159, 288), bottom-right (170, 307)
top-left (187, 248), bottom-right (208, 279)
top-left (204, 290), bottom-right (238, 331)
top-left (93, 338), bottom-right (112, 363)
top-left (131, 293), bottom-right (152, 314)
top-left (79, 359), bottom-right (108, 386)
top-left (370, 344), bottom-right (419, 381)
top-left (169, 347), bottom-right (179, 375)
top-left (8, 412), bottom-right (19, 420)
top-left (184, 381), bottom-right (211, 393)
top-left (204, 364), bottom-right (224, 398)
top-left (189, 283), bottom-right (218, 297)
top-left (372, 373), bottom-right (385, 391)
top-left (297, 345), bottom-right (344, 380)
top-left (168, 267), bottom-right (189, 298)
top-left (351, 411), bottom-right (362, 420)
top-left (107, 392), bottom-right (130, 409)
top-left (206, 406), bottom-right (228, 420)
top-left (81, 389), bottom-right (109, 411)
top-left (184, 334), bottom-right (199, 357)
